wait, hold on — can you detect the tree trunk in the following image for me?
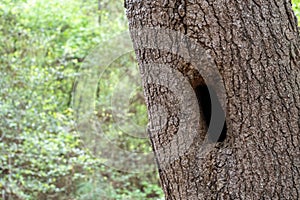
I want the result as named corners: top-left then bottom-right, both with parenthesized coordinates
top-left (125, 0), bottom-right (300, 199)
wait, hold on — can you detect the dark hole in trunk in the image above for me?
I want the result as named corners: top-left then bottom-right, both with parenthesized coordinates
top-left (195, 85), bottom-right (227, 143)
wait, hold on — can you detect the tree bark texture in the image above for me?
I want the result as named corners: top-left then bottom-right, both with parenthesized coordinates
top-left (125, 0), bottom-right (300, 199)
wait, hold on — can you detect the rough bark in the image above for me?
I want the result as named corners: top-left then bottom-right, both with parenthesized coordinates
top-left (125, 0), bottom-right (300, 199)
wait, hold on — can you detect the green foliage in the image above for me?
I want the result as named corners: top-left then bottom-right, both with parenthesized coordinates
top-left (0, 0), bottom-right (163, 199)
top-left (75, 168), bottom-right (163, 200)
top-left (293, 0), bottom-right (300, 22)
top-left (0, 1), bottom-right (102, 198)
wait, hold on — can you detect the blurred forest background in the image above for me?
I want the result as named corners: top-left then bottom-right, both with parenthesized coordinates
top-left (0, 0), bottom-right (300, 199)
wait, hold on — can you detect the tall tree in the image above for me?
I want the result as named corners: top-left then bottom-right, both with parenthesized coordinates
top-left (125, 0), bottom-right (300, 199)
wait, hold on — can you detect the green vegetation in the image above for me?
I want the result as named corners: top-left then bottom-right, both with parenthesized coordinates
top-left (293, 0), bottom-right (300, 20)
top-left (1, 0), bottom-right (299, 199)
top-left (0, 0), bottom-right (162, 199)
